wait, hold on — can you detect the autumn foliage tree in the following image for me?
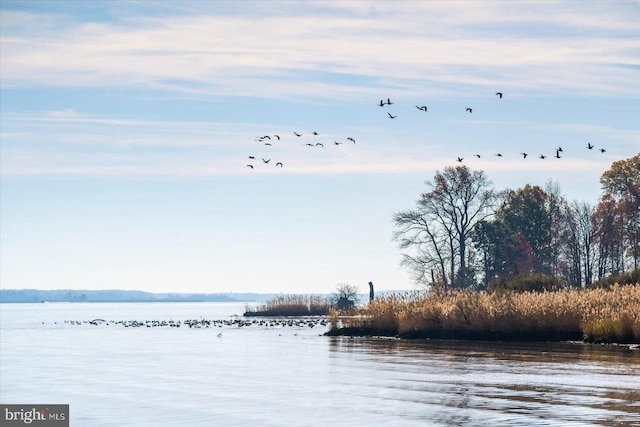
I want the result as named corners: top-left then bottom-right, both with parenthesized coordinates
top-left (394, 155), bottom-right (639, 290)
top-left (594, 154), bottom-right (640, 275)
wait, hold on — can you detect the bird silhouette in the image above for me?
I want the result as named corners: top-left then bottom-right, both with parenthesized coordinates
top-left (416, 105), bottom-right (428, 111)
top-left (262, 158), bottom-right (270, 163)
top-left (334, 141), bottom-right (343, 145)
top-left (474, 154), bottom-right (481, 158)
top-left (495, 153), bottom-right (502, 157)
top-left (378, 99), bottom-right (385, 107)
top-left (315, 143), bottom-right (324, 147)
top-left (465, 108), bottom-right (472, 113)
top-left (347, 137), bottom-right (355, 143)
top-left (587, 143), bottom-right (594, 149)
top-left (313, 131), bottom-right (319, 135)
top-left (496, 92), bottom-right (503, 98)
top-left (248, 156), bottom-right (255, 159)
top-left (276, 162), bottom-right (283, 167)
top-left (264, 142), bottom-right (272, 146)
top-left (457, 157), bottom-right (464, 162)
top-left (246, 164), bottom-right (254, 168)
top-left (554, 150), bottom-right (562, 159)
top-left (294, 132), bottom-right (302, 137)
top-left (386, 98), bottom-right (393, 105)
top-left (273, 135), bottom-right (280, 140)
top-left (539, 154), bottom-right (547, 159)
top-left (557, 146), bottom-right (563, 152)
top-left (521, 153), bottom-right (528, 159)
top-left (388, 112), bottom-right (397, 119)
top-left (305, 143), bottom-right (314, 147)
top-left (600, 148), bottom-right (606, 153)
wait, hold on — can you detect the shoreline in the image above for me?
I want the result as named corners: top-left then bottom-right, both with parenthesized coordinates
top-left (324, 326), bottom-right (640, 346)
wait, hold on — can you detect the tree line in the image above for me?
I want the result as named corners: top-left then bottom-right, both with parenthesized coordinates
top-left (393, 154), bottom-right (640, 291)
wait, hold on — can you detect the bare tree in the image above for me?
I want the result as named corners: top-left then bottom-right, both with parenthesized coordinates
top-left (393, 166), bottom-right (497, 290)
top-left (393, 209), bottom-right (450, 287)
top-left (334, 283), bottom-right (359, 300)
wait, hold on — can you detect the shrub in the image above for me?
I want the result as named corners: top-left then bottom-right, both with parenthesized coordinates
top-left (590, 269), bottom-right (640, 289)
top-left (488, 273), bottom-right (565, 293)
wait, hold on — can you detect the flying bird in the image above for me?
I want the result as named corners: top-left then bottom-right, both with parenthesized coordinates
top-left (294, 132), bottom-right (302, 137)
top-left (386, 98), bottom-right (393, 105)
top-left (555, 150), bottom-right (562, 159)
top-left (496, 92), bottom-right (503, 98)
top-left (334, 141), bottom-right (343, 145)
top-left (273, 135), bottom-right (280, 140)
top-left (262, 158), bottom-right (271, 163)
top-left (378, 99), bottom-right (385, 107)
top-left (416, 105), bottom-right (428, 111)
top-left (474, 154), bottom-right (481, 158)
top-left (600, 148), bottom-right (606, 153)
top-left (388, 112), bottom-right (397, 119)
top-left (495, 153), bottom-right (503, 157)
top-left (539, 154), bottom-right (547, 159)
top-left (305, 143), bottom-right (314, 147)
top-left (557, 146), bottom-right (563, 152)
top-left (457, 157), bottom-right (464, 163)
top-left (246, 164), bottom-right (254, 169)
top-left (347, 137), bottom-right (355, 143)
top-left (313, 131), bottom-right (319, 135)
top-left (264, 142), bottom-right (272, 146)
top-left (521, 153), bottom-right (528, 159)
top-left (465, 108), bottom-right (472, 113)
top-left (276, 162), bottom-right (283, 167)
top-left (315, 143), bottom-right (324, 147)
top-left (248, 156), bottom-right (255, 159)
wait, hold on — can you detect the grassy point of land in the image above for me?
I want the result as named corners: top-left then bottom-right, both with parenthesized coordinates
top-left (244, 294), bottom-right (332, 317)
top-left (327, 284), bottom-right (640, 344)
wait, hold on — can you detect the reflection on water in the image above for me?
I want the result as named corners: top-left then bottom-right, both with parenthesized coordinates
top-left (1, 303), bottom-right (639, 426)
top-left (328, 337), bottom-right (640, 426)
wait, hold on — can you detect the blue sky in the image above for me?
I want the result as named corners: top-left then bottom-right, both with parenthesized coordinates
top-left (1, 1), bottom-right (639, 294)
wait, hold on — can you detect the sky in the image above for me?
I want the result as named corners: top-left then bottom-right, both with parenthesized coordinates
top-left (1, 1), bottom-right (639, 295)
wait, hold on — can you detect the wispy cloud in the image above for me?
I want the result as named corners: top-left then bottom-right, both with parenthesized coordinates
top-left (1, 2), bottom-right (638, 100)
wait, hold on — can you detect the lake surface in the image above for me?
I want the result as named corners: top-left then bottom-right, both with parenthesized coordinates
top-left (1, 302), bottom-right (639, 426)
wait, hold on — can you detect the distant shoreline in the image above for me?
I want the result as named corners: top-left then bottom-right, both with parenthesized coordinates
top-left (0, 289), bottom-right (276, 304)
top-left (0, 288), bottom-right (413, 304)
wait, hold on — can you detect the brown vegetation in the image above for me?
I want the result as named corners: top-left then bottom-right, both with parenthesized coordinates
top-left (244, 294), bottom-right (332, 316)
top-left (328, 284), bottom-right (640, 343)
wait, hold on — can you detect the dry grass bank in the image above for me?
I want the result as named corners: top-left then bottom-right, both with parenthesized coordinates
top-left (329, 284), bottom-right (640, 343)
top-left (244, 294), bottom-right (332, 316)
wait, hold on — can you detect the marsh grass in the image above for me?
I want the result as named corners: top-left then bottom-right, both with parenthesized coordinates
top-left (245, 294), bottom-right (332, 316)
top-left (330, 284), bottom-right (640, 343)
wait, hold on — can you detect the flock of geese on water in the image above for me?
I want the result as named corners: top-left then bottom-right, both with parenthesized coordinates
top-left (245, 91), bottom-right (607, 170)
top-left (61, 317), bottom-right (328, 332)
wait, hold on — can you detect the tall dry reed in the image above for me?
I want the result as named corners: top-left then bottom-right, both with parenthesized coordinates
top-left (245, 294), bottom-right (332, 316)
top-left (348, 284), bottom-right (640, 342)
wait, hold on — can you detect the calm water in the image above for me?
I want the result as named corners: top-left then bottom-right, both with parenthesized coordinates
top-left (1, 302), bottom-right (639, 426)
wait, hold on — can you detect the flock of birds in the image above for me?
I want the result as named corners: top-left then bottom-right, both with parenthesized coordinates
top-left (379, 91), bottom-right (608, 163)
top-left (246, 132), bottom-right (357, 170)
top-left (456, 143), bottom-right (606, 163)
top-left (245, 91), bottom-right (608, 169)
top-left (62, 317), bottom-right (328, 329)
